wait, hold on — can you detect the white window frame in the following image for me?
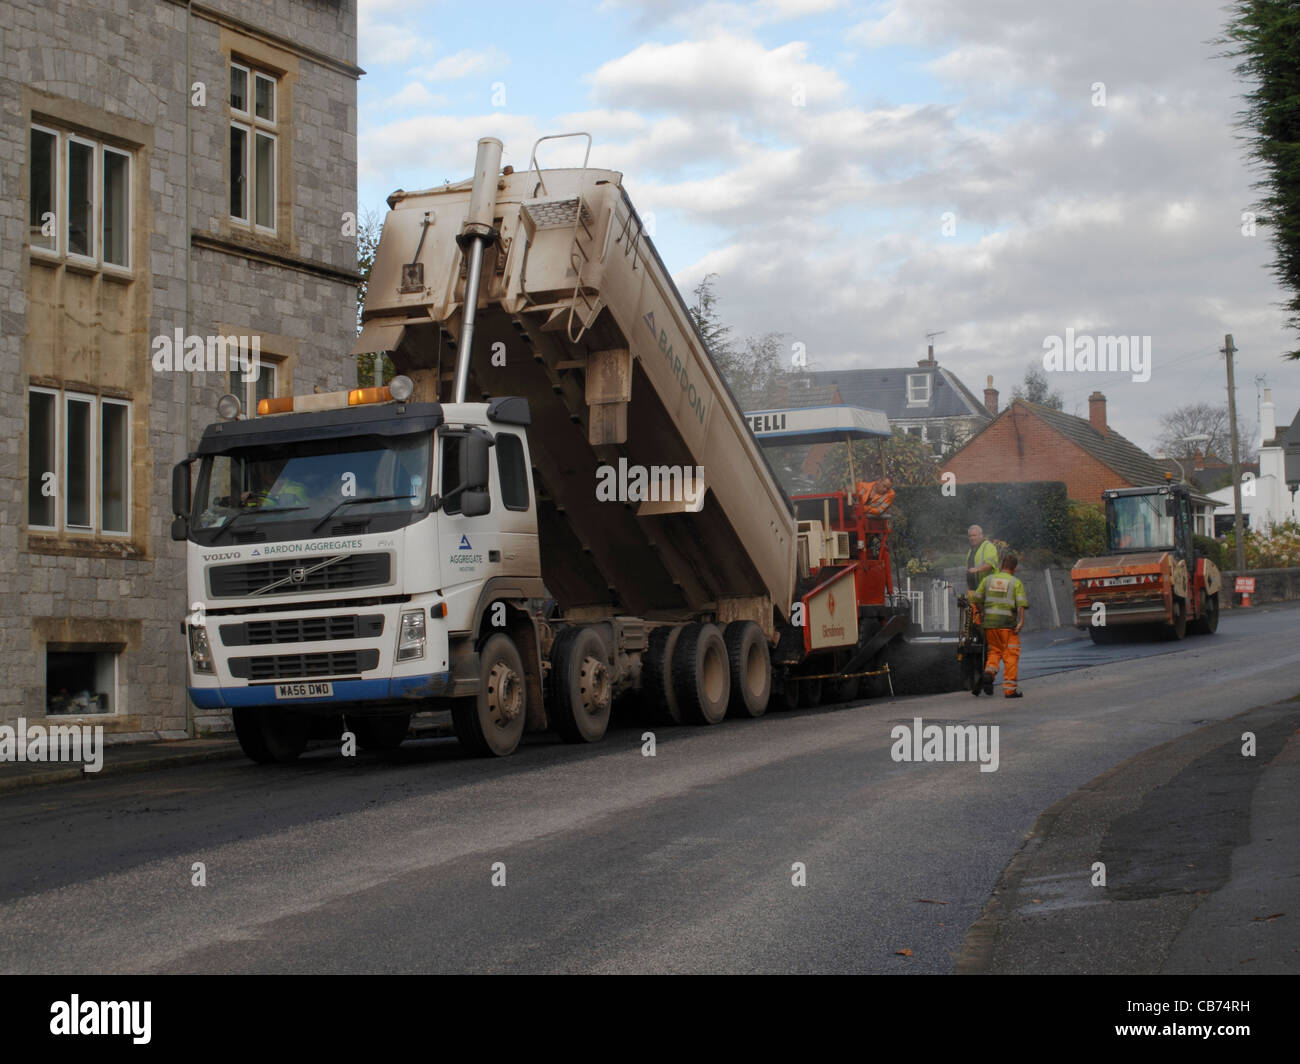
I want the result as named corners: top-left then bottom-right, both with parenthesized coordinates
top-left (230, 61), bottom-right (278, 234)
top-left (254, 72), bottom-right (276, 123)
top-left (28, 385), bottom-right (60, 531)
top-left (907, 373), bottom-right (931, 406)
top-left (252, 129), bottom-right (277, 233)
top-left (30, 125), bottom-right (134, 274)
top-left (101, 145), bottom-right (132, 273)
top-left (230, 61), bottom-right (251, 117)
top-left (64, 134), bottom-right (98, 266)
top-left (29, 123), bottom-right (61, 260)
top-left (63, 391), bottom-right (97, 532)
top-left (239, 356), bottom-right (280, 417)
top-left (30, 387), bottom-right (132, 537)
top-left (100, 396), bottom-right (132, 537)
top-left (230, 120), bottom-right (251, 223)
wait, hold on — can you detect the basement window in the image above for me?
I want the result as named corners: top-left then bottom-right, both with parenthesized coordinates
top-left (46, 647), bottom-right (119, 715)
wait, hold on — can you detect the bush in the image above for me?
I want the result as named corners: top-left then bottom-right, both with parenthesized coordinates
top-left (892, 481), bottom-right (1071, 563)
top-left (1066, 499), bottom-right (1106, 559)
top-left (1193, 534), bottom-right (1226, 570)
top-left (1224, 520), bottom-right (1300, 569)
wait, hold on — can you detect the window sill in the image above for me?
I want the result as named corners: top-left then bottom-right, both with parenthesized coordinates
top-left (26, 534), bottom-right (146, 560)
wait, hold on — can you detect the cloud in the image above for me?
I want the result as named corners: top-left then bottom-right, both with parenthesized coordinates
top-left (379, 82), bottom-right (449, 111)
top-left (588, 34), bottom-right (846, 116)
top-left (411, 48), bottom-right (509, 81)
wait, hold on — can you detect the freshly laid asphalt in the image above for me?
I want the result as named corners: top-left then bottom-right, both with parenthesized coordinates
top-left (0, 603), bottom-right (1296, 973)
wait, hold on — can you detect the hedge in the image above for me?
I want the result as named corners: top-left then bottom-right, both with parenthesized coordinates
top-left (892, 481), bottom-right (1071, 560)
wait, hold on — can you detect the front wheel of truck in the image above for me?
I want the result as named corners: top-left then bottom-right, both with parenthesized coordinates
top-left (233, 709), bottom-right (309, 764)
top-left (453, 633), bottom-right (528, 757)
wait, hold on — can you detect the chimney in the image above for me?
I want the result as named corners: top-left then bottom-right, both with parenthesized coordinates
top-left (984, 374), bottom-right (998, 416)
top-left (917, 341), bottom-right (937, 369)
top-left (1193, 448), bottom-right (1204, 471)
top-left (1088, 391), bottom-right (1107, 435)
top-left (1261, 387), bottom-right (1276, 444)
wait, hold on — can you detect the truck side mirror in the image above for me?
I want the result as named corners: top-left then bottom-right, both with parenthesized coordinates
top-left (461, 489), bottom-right (491, 517)
top-left (171, 461), bottom-right (194, 541)
top-left (172, 461), bottom-right (192, 517)
top-left (461, 434), bottom-right (490, 490)
top-left (1164, 497), bottom-right (1177, 517)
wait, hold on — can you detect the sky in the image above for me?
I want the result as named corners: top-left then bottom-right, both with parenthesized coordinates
top-left (355, 0), bottom-right (1300, 454)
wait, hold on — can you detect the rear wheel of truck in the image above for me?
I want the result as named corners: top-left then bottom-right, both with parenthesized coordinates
top-left (549, 626), bottom-right (613, 744)
top-left (1087, 626), bottom-right (1118, 645)
top-left (453, 633), bottom-right (527, 757)
top-left (642, 625), bottom-right (684, 724)
top-left (348, 713), bottom-right (411, 751)
top-left (724, 621), bottom-right (770, 719)
top-left (1190, 592), bottom-right (1219, 635)
top-left (674, 623), bottom-right (730, 725)
top-left (233, 709), bottom-right (309, 764)
top-left (1163, 598), bottom-right (1187, 641)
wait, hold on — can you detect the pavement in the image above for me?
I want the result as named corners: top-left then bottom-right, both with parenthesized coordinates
top-left (0, 719), bottom-right (454, 795)
top-left (958, 695), bottom-right (1300, 973)
top-left (2, 606), bottom-right (1296, 974)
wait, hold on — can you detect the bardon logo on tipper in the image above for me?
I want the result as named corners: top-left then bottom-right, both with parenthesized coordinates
top-left (458, 535), bottom-right (472, 550)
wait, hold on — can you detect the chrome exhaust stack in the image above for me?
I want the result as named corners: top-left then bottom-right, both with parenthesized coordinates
top-left (452, 137), bottom-right (504, 403)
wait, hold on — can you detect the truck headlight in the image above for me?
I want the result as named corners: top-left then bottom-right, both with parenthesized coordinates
top-left (189, 624), bottom-right (214, 675)
top-left (397, 609), bottom-right (426, 662)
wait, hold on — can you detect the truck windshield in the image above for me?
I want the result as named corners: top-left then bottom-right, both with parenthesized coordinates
top-left (191, 432), bottom-right (430, 543)
top-left (1107, 494), bottom-right (1175, 551)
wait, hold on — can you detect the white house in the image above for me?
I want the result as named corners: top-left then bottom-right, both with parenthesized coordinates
top-left (1209, 390), bottom-right (1300, 529)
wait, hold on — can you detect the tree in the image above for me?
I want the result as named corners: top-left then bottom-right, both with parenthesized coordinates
top-left (1156, 402), bottom-right (1256, 463)
top-left (1011, 364), bottom-right (1063, 409)
top-left (687, 274), bottom-right (789, 410)
top-left (1221, 1), bottom-right (1300, 358)
top-left (813, 430), bottom-right (941, 492)
top-left (354, 208), bottom-right (393, 387)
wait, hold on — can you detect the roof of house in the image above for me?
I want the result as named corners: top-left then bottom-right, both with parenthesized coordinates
top-left (757, 377), bottom-right (842, 410)
top-left (1154, 457), bottom-right (1258, 492)
top-left (953, 398), bottom-right (1174, 488)
top-left (802, 365), bottom-right (990, 422)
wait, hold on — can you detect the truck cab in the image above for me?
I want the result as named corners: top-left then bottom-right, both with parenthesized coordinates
top-left (174, 382), bottom-right (546, 761)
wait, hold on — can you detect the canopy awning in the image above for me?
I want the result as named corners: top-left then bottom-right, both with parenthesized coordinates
top-left (744, 405), bottom-right (893, 446)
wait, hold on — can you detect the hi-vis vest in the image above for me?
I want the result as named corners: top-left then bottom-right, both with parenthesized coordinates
top-left (973, 569), bottom-right (1027, 629)
top-left (966, 539), bottom-right (1000, 590)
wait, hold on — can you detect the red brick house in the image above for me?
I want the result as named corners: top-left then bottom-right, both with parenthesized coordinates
top-left (942, 391), bottom-right (1173, 507)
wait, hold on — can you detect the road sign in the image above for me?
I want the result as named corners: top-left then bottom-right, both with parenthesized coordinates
top-left (1234, 576), bottom-right (1256, 593)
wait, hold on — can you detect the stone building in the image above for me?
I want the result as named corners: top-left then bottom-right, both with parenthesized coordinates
top-left (1, 0), bottom-right (360, 737)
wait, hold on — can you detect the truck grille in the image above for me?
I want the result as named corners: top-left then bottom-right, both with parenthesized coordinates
top-left (209, 553), bottom-right (391, 598)
top-left (219, 614), bottom-right (384, 647)
top-left (229, 650), bottom-right (380, 681)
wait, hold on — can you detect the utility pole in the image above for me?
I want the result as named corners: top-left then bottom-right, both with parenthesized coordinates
top-left (1222, 334), bottom-right (1247, 577)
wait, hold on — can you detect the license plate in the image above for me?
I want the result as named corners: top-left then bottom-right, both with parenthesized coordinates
top-left (274, 682), bottom-right (333, 699)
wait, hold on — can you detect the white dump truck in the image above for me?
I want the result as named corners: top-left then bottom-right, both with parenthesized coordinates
top-left (172, 135), bottom-right (949, 763)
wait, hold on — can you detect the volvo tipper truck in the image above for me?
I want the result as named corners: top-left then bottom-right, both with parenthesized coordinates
top-left (172, 135), bottom-right (951, 763)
